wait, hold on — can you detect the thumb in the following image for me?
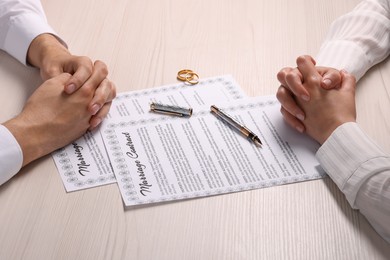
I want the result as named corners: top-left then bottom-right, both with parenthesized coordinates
top-left (340, 70), bottom-right (356, 92)
top-left (50, 72), bottom-right (73, 85)
top-left (320, 69), bottom-right (342, 89)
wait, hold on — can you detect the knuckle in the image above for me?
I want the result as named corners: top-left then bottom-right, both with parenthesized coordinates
top-left (78, 57), bottom-right (93, 72)
top-left (111, 83), bottom-right (117, 98)
top-left (296, 55), bottom-right (306, 64)
top-left (79, 84), bottom-right (94, 97)
top-left (277, 70), bottom-right (286, 81)
top-left (80, 56), bottom-right (93, 65)
top-left (100, 67), bottom-right (109, 76)
top-left (94, 96), bottom-right (105, 106)
top-left (43, 67), bottom-right (60, 78)
top-left (111, 88), bottom-right (116, 99)
top-left (306, 75), bottom-right (321, 85)
top-left (285, 72), bottom-right (297, 83)
top-left (95, 60), bottom-right (109, 75)
top-left (276, 86), bottom-right (286, 100)
top-left (94, 59), bottom-right (105, 66)
top-left (103, 102), bottom-right (112, 113)
top-left (101, 66), bottom-right (109, 76)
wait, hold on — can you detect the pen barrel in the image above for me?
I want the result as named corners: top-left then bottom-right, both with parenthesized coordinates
top-left (211, 105), bottom-right (262, 146)
top-left (210, 106), bottom-right (242, 131)
top-left (150, 103), bottom-right (193, 117)
top-left (240, 126), bottom-right (252, 137)
top-left (211, 106), bottom-right (251, 134)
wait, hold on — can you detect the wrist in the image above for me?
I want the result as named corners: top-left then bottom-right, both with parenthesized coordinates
top-left (317, 118), bottom-right (356, 145)
top-left (27, 33), bottom-right (69, 69)
top-left (3, 116), bottom-right (46, 167)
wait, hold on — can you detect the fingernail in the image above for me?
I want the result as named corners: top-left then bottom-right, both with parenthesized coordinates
top-left (296, 126), bottom-right (304, 133)
top-left (91, 104), bottom-right (100, 115)
top-left (322, 78), bottom-right (332, 88)
top-left (296, 113), bottom-right (304, 121)
top-left (301, 95), bottom-right (310, 101)
top-left (66, 84), bottom-right (76, 93)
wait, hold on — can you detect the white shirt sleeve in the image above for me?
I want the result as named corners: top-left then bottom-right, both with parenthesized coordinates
top-left (314, 0), bottom-right (390, 243)
top-left (0, 125), bottom-right (23, 185)
top-left (0, 0), bottom-right (60, 65)
top-left (316, 0), bottom-right (390, 81)
top-left (0, 0), bottom-right (64, 184)
top-left (317, 123), bottom-right (390, 243)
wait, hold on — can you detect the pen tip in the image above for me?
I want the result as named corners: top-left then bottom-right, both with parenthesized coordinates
top-left (254, 137), bottom-right (262, 146)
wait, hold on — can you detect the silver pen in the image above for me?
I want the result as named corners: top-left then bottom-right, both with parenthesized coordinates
top-left (210, 105), bottom-right (262, 146)
top-left (150, 102), bottom-right (193, 117)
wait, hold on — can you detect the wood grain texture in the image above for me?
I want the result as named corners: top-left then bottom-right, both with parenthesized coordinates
top-left (1, 0), bottom-right (389, 259)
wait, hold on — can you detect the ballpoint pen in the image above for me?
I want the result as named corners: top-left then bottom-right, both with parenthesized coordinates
top-left (210, 105), bottom-right (262, 146)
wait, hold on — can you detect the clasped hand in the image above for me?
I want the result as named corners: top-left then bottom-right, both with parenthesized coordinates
top-left (276, 55), bottom-right (357, 144)
top-left (4, 34), bottom-right (116, 166)
top-left (27, 34), bottom-right (116, 130)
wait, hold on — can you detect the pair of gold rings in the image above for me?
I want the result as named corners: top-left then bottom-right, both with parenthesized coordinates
top-left (177, 69), bottom-right (199, 85)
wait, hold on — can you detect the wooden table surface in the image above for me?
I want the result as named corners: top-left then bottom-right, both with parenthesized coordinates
top-left (1, 0), bottom-right (389, 259)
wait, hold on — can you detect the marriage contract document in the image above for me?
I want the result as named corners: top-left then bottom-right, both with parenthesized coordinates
top-left (101, 95), bottom-right (325, 206)
top-left (53, 75), bottom-right (246, 191)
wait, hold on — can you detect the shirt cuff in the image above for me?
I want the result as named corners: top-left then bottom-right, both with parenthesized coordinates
top-left (315, 122), bottom-right (388, 207)
top-left (2, 12), bottom-right (61, 65)
top-left (316, 41), bottom-right (370, 82)
top-left (0, 125), bottom-right (23, 185)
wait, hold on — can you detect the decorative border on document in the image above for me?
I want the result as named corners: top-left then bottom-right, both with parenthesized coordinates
top-left (53, 148), bottom-right (116, 191)
top-left (102, 125), bottom-right (142, 203)
top-left (103, 98), bottom-right (326, 206)
top-left (114, 75), bottom-right (245, 102)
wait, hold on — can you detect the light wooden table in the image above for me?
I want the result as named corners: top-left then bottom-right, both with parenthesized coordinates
top-left (1, 0), bottom-right (389, 259)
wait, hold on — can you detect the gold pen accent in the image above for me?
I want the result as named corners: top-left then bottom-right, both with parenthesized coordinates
top-left (150, 102), bottom-right (193, 117)
top-left (210, 105), bottom-right (262, 146)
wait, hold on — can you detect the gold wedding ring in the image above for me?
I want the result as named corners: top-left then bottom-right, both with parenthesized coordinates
top-left (177, 69), bottom-right (199, 85)
top-left (177, 69), bottom-right (193, 81)
top-left (185, 72), bottom-right (199, 85)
